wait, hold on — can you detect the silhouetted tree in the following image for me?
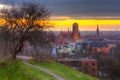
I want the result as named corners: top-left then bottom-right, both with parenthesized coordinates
top-left (0, 2), bottom-right (51, 59)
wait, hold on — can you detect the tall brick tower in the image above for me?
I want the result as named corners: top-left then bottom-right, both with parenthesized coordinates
top-left (72, 23), bottom-right (79, 41)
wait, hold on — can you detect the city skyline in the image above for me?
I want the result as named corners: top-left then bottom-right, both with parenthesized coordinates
top-left (0, 0), bottom-right (120, 31)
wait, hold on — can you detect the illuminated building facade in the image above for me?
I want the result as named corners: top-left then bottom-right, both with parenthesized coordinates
top-left (72, 23), bottom-right (79, 41)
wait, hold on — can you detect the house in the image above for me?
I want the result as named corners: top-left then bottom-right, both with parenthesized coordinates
top-left (57, 57), bottom-right (98, 77)
top-left (80, 58), bottom-right (98, 77)
top-left (82, 41), bottom-right (110, 53)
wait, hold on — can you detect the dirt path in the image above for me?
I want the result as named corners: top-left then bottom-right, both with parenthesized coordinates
top-left (17, 55), bottom-right (66, 80)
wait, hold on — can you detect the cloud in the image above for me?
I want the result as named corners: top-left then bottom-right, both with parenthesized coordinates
top-left (1, 0), bottom-right (120, 19)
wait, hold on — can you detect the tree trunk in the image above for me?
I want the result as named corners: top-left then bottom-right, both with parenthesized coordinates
top-left (12, 53), bottom-right (16, 59)
top-left (12, 43), bottom-right (23, 60)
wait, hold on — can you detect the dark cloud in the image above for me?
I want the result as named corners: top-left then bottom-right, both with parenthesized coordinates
top-left (1, 0), bottom-right (120, 19)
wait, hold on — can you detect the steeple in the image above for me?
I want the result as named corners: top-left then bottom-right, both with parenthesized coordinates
top-left (96, 25), bottom-right (99, 36)
top-left (68, 27), bottom-right (70, 32)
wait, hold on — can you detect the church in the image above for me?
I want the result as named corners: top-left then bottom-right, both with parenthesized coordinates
top-left (57, 23), bottom-right (80, 44)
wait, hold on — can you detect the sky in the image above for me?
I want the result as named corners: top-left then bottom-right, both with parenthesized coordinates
top-left (0, 0), bottom-right (120, 31)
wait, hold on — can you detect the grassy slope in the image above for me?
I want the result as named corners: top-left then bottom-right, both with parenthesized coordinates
top-left (31, 61), bottom-right (98, 80)
top-left (0, 60), bottom-right (55, 80)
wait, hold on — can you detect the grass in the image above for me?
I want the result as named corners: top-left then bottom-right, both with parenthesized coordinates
top-left (0, 57), bottom-right (98, 80)
top-left (30, 61), bottom-right (98, 80)
top-left (0, 59), bottom-right (55, 80)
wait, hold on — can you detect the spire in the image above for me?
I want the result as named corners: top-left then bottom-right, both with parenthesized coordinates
top-left (68, 27), bottom-right (69, 32)
top-left (96, 25), bottom-right (99, 36)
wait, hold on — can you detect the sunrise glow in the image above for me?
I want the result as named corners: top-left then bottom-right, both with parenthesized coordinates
top-left (50, 17), bottom-right (120, 31)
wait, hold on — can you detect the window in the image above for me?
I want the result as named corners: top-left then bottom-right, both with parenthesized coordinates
top-left (92, 63), bottom-right (95, 66)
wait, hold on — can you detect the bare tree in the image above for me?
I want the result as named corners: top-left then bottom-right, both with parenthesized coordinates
top-left (0, 2), bottom-right (51, 59)
top-left (97, 54), bottom-right (120, 80)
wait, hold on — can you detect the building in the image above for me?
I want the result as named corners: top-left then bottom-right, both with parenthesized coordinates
top-left (57, 58), bottom-right (98, 77)
top-left (56, 23), bottom-right (80, 44)
top-left (56, 29), bottom-right (72, 45)
top-left (57, 42), bottom-right (80, 55)
top-left (82, 41), bottom-right (110, 53)
top-left (80, 58), bottom-right (98, 77)
top-left (72, 23), bottom-right (79, 41)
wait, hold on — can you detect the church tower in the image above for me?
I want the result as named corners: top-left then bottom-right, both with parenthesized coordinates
top-left (72, 23), bottom-right (79, 41)
top-left (96, 25), bottom-right (100, 37)
top-left (68, 27), bottom-right (70, 33)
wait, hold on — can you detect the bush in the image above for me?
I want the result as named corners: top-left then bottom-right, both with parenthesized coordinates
top-left (33, 53), bottom-right (55, 62)
top-left (0, 57), bottom-right (11, 67)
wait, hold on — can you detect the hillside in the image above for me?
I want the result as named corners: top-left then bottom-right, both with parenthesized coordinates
top-left (0, 59), bottom-right (55, 80)
top-left (0, 58), bottom-right (98, 80)
top-left (30, 61), bottom-right (98, 80)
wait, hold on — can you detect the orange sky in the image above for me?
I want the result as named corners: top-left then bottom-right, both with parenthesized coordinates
top-left (1, 17), bottom-right (120, 31)
top-left (1, 1), bottom-right (120, 31)
top-left (49, 16), bottom-right (120, 31)
top-left (0, 4), bottom-right (120, 31)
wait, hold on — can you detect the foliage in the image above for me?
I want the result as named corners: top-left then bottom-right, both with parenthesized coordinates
top-left (33, 53), bottom-right (55, 63)
top-left (0, 2), bottom-right (51, 59)
top-left (97, 54), bottom-right (120, 80)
